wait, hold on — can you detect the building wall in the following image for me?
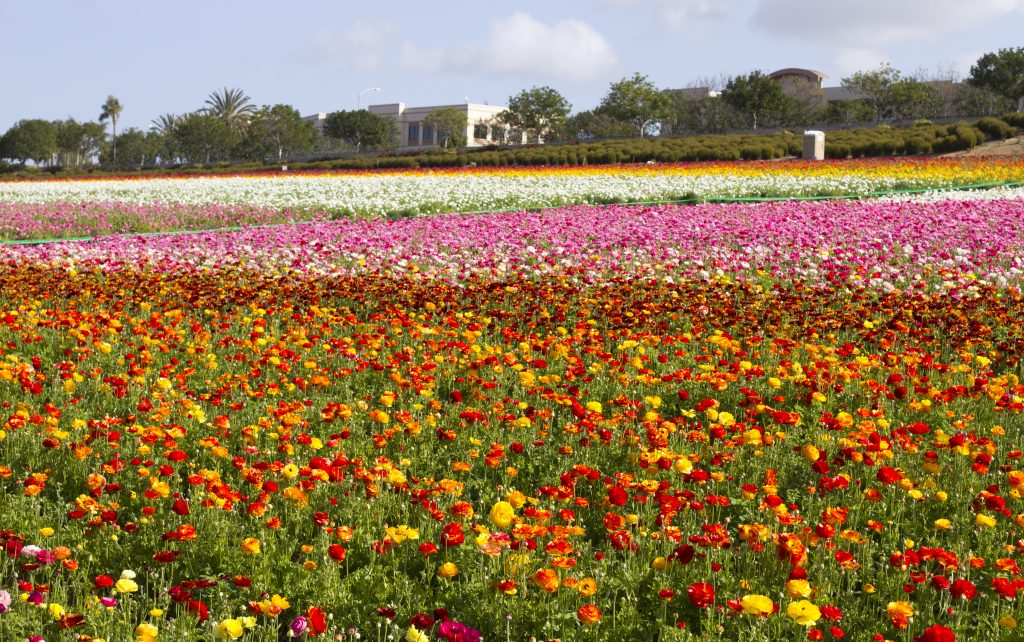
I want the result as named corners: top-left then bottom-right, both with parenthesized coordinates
top-left (369, 103), bottom-right (521, 150)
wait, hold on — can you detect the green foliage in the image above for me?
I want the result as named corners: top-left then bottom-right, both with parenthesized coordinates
top-left (841, 63), bottom-right (902, 123)
top-left (721, 71), bottom-right (789, 130)
top-left (888, 80), bottom-right (945, 121)
top-left (324, 110), bottom-right (400, 152)
top-left (598, 73), bottom-right (673, 137)
top-left (0, 119), bottom-right (58, 165)
top-left (975, 117), bottom-right (1016, 140)
top-left (954, 85), bottom-right (1015, 118)
top-left (969, 47), bottom-right (1024, 111)
top-left (235, 104), bottom-right (317, 161)
top-left (99, 95), bottom-right (123, 164)
top-left (169, 113), bottom-right (240, 164)
top-left (1001, 112), bottom-right (1024, 129)
top-left (498, 86), bottom-right (572, 141)
top-left (204, 87), bottom-right (257, 133)
top-left (423, 108), bottom-right (469, 150)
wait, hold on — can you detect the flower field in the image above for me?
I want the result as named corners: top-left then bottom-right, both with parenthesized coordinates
top-left (1, 158), bottom-right (1023, 239)
top-left (1, 160), bottom-right (1024, 642)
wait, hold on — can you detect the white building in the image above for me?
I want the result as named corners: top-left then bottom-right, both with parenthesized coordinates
top-left (370, 102), bottom-right (533, 150)
top-left (304, 103), bottom-right (535, 151)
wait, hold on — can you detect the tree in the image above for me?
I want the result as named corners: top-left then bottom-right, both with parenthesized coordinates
top-left (888, 80), bottom-right (945, 121)
top-left (204, 87), bottom-right (257, 133)
top-left (235, 105), bottom-right (317, 161)
top-left (597, 73), bottom-right (673, 137)
top-left (497, 86), bottom-right (571, 142)
top-left (423, 108), bottom-right (468, 149)
top-left (150, 114), bottom-right (179, 136)
top-left (99, 95), bottom-right (122, 164)
top-left (55, 119), bottom-right (84, 167)
top-left (822, 100), bottom-right (874, 127)
top-left (841, 64), bottom-right (902, 123)
top-left (323, 110), bottom-right (399, 152)
top-left (969, 48), bottom-right (1024, 112)
top-left (105, 128), bottom-right (163, 169)
top-left (170, 113), bottom-right (239, 164)
top-left (954, 85), bottom-right (1014, 117)
top-left (560, 110), bottom-right (635, 141)
top-left (0, 119), bottom-right (58, 165)
top-left (721, 71), bottom-right (789, 130)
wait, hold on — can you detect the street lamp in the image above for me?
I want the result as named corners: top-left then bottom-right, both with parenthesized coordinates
top-left (358, 87), bottom-right (382, 110)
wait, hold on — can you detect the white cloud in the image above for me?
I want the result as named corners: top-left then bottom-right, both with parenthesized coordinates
top-left (751, 0), bottom-right (1023, 47)
top-left (598, 0), bottom-right (736, 30)
top-left (295, 19), bottom-right (399, 71)
top-left (399, 12), bottom-right (617, 82)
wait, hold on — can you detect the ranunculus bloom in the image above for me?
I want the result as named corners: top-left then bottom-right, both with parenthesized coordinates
top-left (215, 618), bottom-right (245, 639)
top-left (786, 600), bottom-right (822, 627)
top-left (740, 594), bottom-right (775, 616)
top-left (688, 582), bottom-right (715, 609)
top-left (915, 624), bottom-right (955, 642)
top-left (489, 501), bottom-right (515, 528)
top-left (577, 604), bottom-right (601, 626)
top-left (115, 578), bottom-right (139, 594)
top-left (240, 538), bottom-right (260, 555)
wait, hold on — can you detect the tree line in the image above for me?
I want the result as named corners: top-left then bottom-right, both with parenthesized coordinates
top-left (2, 47), bottom-right (1022, 169)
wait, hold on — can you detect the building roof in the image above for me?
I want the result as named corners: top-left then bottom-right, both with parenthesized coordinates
top-left (769, 68), bottom-right (827, 82)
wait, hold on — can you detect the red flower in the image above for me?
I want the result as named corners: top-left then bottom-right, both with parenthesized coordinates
top-left (328, 544), bottom-right (347, 563)
top-left (607, 486), bottom-right (628, 506)
top-left (915, 624), bottom-right (955, 642)
top-left (687, 582), bottom-right (715, 609)
top-left (93, 575), bottom-right (114, 589)
top-left (441, 522), bottom-right (464, 547)
top-left (187, 599), bottom-right (209, 621)
top-left (307, 607), bottom-right (327, 636)
top-left (950, 578), bottom-right (976, 600)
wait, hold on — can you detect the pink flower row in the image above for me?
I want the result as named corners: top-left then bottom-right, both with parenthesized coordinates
top-left (5, 198), bottom-right (1023, 291)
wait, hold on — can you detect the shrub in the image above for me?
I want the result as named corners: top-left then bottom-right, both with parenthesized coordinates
top-left (975, 117), bottom-right (1016, 140)
top-left (1000, 112), bottom-right (1024, 129)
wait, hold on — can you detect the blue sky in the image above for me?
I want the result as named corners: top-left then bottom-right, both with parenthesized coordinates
top-left (2, 0), bottom-right (1021, 132)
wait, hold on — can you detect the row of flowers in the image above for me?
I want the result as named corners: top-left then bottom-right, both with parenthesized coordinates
top-left (0, 159), bottom-right (1021, 222)
top-left (5, 193), bottom-right (1024, 293)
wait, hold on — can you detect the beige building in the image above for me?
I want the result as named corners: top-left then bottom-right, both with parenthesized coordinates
top-left (304, 102), bottom-right (533, 150)
top-left (369, 102), bottom-right (529, 150)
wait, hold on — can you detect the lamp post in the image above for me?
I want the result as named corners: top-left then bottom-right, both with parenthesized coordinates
top-left (358, 87), bottom-right (382, 110)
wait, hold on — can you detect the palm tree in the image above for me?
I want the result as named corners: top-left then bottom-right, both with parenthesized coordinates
top-left (99, 95), bottom-right (122, 164)
top-left (150, 113), bottom-right (178, 136)
top-left (204, 87), bottom-right (256, 133)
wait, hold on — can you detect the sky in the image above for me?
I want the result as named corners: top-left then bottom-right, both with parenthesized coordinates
top-left (1, 0), bottom-right (1022, 133)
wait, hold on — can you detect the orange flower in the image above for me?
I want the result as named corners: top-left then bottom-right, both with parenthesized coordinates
top-left (577, 604), bottom-right (601, 626)
top-left (532, 568), bottom-right (560, 592)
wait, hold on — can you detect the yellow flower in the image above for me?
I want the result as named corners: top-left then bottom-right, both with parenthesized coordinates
top-left (674, 457), bottom-right (692, 474)
top-left (39, 527), bottom-right (55, 538)
top-left (585, 401), bottom-right (603, 413)
top-left (740, 594), bottom-right (774, 616)
top-left (976, 514), bottom-right (996, 528)
top-left (999, 616), bottom-right (1017, 629)
top-left (149, 608), bottom-right (166, 617)
top-left (801, 444), bottom-right (819, 462)
top-left (385, 525), bottom-right (420, 544)
top-left (48, 603), bottom-right (65, 619)
top-left (406, 625), bottom-right (429, 642)
top-left (886, 601), bottom-right (914, 619)
top-left (578, 577), bottom-right (598, 597)
top-left (934, 519), bottom-right (951, 530)
top-left (652, 556), bottom-right (668, 570)
top-left (438, 562), bottom-right (459, 578)
top-left (489, 501), bottom-right (515, 528)
top-left (115, 578), bottom-right (139, 594)
top-left (215, 618), bottom-right (245, 639)
top-left (785, 579), bottom-right (811, 598)
top-left (786, 600), bottom-right (821, 626)
top-left (240, 538), bottom-right (261, 555)
top-left (135, 623), bottom-right (159, 641)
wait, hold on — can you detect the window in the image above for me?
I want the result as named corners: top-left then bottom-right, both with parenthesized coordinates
top-left (407, 124), bottom-right (419, 145)
top-left (421, 124), bottom-right (434, 146)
